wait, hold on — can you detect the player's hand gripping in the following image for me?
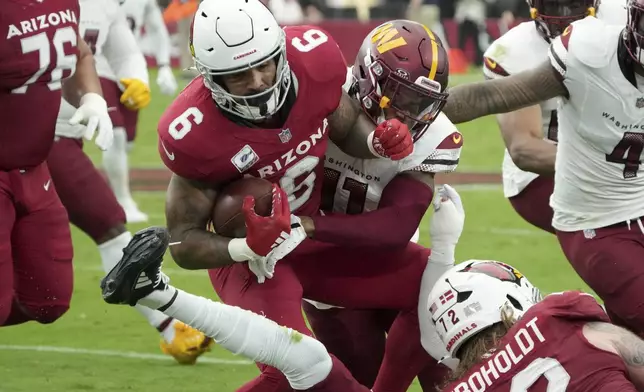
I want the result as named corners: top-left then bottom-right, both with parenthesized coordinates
top-left (260, 215), bottom-right (306, 276)
top-left (120, 78), bottom-right (152, 110)
top-left (243, 184), bottom-right (292, 257)
top-left (227, 185), bottom-right (307, 283)
top-left (69, 93), bottom-right (114, 150)
top-left (430, 184), bottom-right (465, 249)
top-left (369, 118), bottom-right (414, 160)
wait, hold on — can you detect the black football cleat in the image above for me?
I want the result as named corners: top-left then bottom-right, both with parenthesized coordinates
top-left (101, 226), bottom-right (170, 306)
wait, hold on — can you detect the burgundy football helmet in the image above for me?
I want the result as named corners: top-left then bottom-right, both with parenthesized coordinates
top-left (626, 0), bottom-right (644, 64)
top-left (351, 20), bottom-right (449, 141)
top-left (527, 0), bottom-right (598, 39)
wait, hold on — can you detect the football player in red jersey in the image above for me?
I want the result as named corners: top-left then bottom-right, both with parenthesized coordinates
top-left (152, 0), bottom-right (425, 389)
top-left (430, 261), bottom-right (644, 392)
top-left (0, 0), bottom-right (113, 326)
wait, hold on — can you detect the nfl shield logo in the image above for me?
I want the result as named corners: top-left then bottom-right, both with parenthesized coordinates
top-left (278, 128), bottom-right (292, 143)
top-left (637, 97), bottom-right (644, 108)
top-left (583, 229), bottom-right (596, 239)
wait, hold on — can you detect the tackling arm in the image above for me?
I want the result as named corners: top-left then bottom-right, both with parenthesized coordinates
top-left (165, 174), bottom-right (236, 270)
top-left (327, 91), bottom-right (380, 159)
top-left (62, 36), bottom-right (103, 107)
top-left (442, 61), bottom-right (568, 124)
top-left (300, 171), bottom-right (434, 248)
top-left (583, 322), bottom-right (644, 391)
top-left (498, 105), bottom-right (556, 174)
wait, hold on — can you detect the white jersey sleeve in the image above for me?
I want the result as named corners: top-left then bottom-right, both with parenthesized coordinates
top-left (483, 22), bottom-right (550, 80)
top-left (400, 113), bottom-right (462, 174)
top-left (103, 7), bottom-right (150, 85)
top-left (142, 0), bottom-right (172, 66)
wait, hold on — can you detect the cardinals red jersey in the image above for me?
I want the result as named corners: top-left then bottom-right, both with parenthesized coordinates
top-left (158, 25), bottom-right (346, 216)
top-left (0, 0), bottom-right (81, 171)
top-left (443, 291), bottom-right (632, 392)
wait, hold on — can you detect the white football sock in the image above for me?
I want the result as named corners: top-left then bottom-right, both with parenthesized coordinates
top-left (139, 286), bottom-right (332, 390)
top-left (98, 232), bottom-right (173, 333)
top-left (103, 127), bottom-right (133, 203)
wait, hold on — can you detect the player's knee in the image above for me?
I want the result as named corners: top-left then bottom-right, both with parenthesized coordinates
top-left (18, 283), bottom-right (72, 324)
top-left (284, 335), bottom-right (333, 390)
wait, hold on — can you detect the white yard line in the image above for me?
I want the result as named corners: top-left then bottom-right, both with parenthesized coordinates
top-left (0, 344), bottom-right (251, 365)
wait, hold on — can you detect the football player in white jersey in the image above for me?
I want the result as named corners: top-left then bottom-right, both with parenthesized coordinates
top-left (121, 0), bottom-right (178, 96)
top-left (441, 0), bottom-right (644, 336)
top-left (299, 20), bottom-right (462, 391)
top-left (99, 184), bottom-right (464, 392)
top-left (51, 0), bottom-right (211, 364)
top-left (484, 0), bottom-right (626, 235)
top-left (98, 0), bottom-right (169, 224)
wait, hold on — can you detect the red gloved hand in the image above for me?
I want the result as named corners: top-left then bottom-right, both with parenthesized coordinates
top-left (242, 184), bottom-right (291, 256)
top-left (371, 118), bottom-right (414, 160)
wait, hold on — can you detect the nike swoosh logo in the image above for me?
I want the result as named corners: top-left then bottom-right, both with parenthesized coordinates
top-left (161, 141), bottom-right (175, 161)
top-left (452, 134), bottom-right (462, 144)
top-left (562, 26), bottom-right (571, 36)
top-left (484, 57), bottom-right (497, 69)
top-left (44, 179), bottom-right (51, 191)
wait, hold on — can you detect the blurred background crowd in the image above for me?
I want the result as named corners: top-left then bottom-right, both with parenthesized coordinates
top-left (154, 0), bottom-right (531, 76)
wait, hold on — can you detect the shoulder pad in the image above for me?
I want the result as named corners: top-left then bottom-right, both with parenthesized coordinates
top-left (157, 80), bottom-right (218, 180)
top-left (598, 0), bottom-right (628, 26)
top-left (483, 22), bottom-right (548, 78)
top-left (539, 291), bottom-right (609, 323)
top-left (566, 17), bottom-right (617, 68)
top-left (285, 25), bottom-right (347, 87)
top-left (400, 113), bottom-right (462, 173)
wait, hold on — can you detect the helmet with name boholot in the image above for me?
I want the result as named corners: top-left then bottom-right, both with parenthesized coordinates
top-left (625, 0), bottom-right (644, 64)
top-left (351, 20), bottom-right (449, 141)
top-left (427, 260), bottom-right (542, 360)
top-left (527, 0), bottom-right (598, 40)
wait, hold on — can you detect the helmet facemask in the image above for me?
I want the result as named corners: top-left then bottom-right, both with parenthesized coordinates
top-left (529, 0), bottom-right (597, 39)
top-left (360, 57), bottom-right (448, 142)
top-left (195, 30), bottom-right (292, 121)
top-left (626, 0), bottom-right (644, 66)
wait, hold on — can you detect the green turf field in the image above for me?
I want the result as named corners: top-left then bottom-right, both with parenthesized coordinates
top-left (0, 69), bottom-right (589, 391)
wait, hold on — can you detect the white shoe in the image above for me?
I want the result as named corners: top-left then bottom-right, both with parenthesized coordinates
top-left (125, 208), bottom-right (149, 223)
top-left (119, 198), bottom-right (149, 223)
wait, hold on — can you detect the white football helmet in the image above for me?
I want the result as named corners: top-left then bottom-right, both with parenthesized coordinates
top-left (190, 0), bottom-right (291, 120)
top-left (427, 260), bottom-right (541, 359)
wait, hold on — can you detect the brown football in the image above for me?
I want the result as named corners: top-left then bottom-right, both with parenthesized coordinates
top-left (212, 177), bottom-right (273, 238)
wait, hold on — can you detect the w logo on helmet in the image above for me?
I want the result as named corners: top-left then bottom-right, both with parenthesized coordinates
top-left (370, 22), bottom-right (407, 54)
